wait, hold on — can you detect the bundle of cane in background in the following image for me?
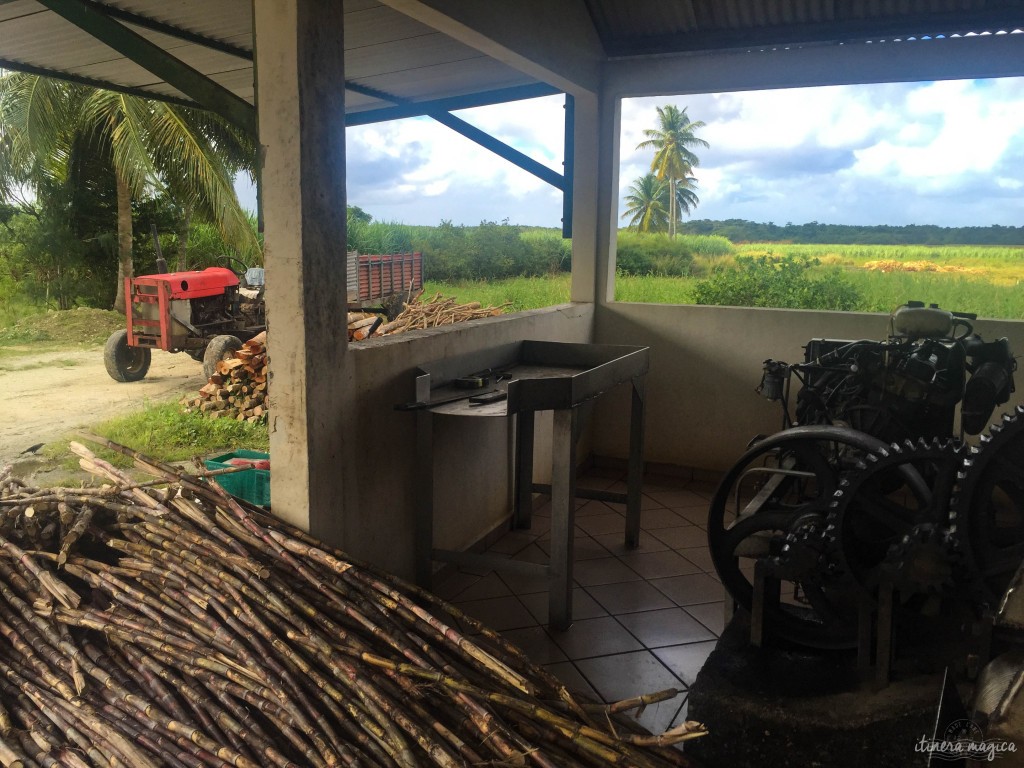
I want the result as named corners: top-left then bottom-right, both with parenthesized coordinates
top-left (0, 437), bottom-right (707, 767)
top-left (379, 292), bottom-right (511, 335)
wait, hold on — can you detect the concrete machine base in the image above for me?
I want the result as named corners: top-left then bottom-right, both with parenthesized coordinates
top-left (687, 615), bottom-right (943, 768)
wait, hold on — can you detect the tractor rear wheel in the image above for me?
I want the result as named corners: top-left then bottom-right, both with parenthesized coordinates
top-left (104, 330), bottom-right (152, 382)
top-left (203, 335), bottom-right (243, 380)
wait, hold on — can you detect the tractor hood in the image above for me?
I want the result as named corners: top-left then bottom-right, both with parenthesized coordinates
top-left (142, 267), bottom-right (240, 300)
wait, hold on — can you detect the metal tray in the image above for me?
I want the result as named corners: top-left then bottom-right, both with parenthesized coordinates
top-left (413, 340), bottom-right (649, 416)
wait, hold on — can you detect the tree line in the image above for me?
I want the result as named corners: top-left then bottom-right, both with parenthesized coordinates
top-left (683, 219), bottom-right (1024, 246)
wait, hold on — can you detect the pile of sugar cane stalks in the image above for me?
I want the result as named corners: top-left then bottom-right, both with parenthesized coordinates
top-left (0, 437), bottom-right (706, 768)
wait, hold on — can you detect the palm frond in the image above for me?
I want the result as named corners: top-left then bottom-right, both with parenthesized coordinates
top-left (147, 102), bottom-right (258, 254)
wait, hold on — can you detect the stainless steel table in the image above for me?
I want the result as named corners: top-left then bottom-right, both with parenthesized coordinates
top-left (408, 340), bottom-right (649, 630)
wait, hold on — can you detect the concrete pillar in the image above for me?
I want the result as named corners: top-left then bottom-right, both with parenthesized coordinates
top-left (254, 0), bottom-right (350, 544)
top-left (594, 92), bottom-right (621, 305)
top-left (568, 91), bottom-right (599, 304)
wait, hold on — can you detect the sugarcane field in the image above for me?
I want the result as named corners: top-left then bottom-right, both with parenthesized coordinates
top-left (0, 436), bottom-right (706, 767)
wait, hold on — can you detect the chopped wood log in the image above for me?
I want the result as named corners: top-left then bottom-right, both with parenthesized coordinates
top-left (182, 337), bottom-right (271, 423)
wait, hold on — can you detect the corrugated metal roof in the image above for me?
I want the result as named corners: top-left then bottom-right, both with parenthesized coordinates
top-left (0, 0), bottom-right (1021, 120)
top-left (585, 0), bottom-right (1024, 56)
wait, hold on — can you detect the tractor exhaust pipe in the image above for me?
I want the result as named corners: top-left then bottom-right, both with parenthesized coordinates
top-left (151, 223), bottom-right (168, 274)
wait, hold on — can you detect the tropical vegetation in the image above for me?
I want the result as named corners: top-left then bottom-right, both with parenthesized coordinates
top-left (0, 72), bottom-right (256, 310)
top-left (627, 105), bottom-right (708, 237)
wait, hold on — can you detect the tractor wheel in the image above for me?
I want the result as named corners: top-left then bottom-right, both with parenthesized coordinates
top-left (203, 335), bottom-right (243, 380)
top-left (103, 330), bottom-right (152, 382)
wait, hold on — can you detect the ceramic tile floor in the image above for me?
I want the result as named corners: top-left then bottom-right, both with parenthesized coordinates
top-left (432, 467), bottom-right (725, 738)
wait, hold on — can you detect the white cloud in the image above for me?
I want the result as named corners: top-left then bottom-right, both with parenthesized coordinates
top-left (621, 78), bottom-right (1024, 226)
top-left (236, 81), bottom-right (1024, 228)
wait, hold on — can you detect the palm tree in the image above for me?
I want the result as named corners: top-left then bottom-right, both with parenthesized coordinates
top-left (622, 173), bottom-right (669, 232)
top-left (674, 172), bottom-right (701, 220)
top-left (0, 73), bottom-right (256, 310)
top-left (622, 172), bottom-right (701, 233)
top-left (636, 105), bottom-right (708, 238)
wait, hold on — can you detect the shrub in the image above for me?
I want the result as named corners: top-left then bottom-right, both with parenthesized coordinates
top-left (519, 230), bottom-right (572, 275)
top-left (688, 234), bottom-right (735, 258)
top-left (347, 215), bottom-right (414, 256)
top-left (616, 231), bottom-right (698, 276)
top-left (692, 253), bottom-right (861, 311)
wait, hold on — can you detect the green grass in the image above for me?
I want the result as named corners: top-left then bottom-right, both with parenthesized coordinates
top-left (428, 258), bottom-right (1024, 319)
top-left (423, 274), bottom-right (572, 313)
top-left (0, 294), bottom-right (43, 330)
top-left (63, 401), bottom-right (269, 468)
top-left (614, 273), bottom-right (697, 304)
top-left (0, 307), bottom-right (123, 347)
top-left (739, 242), bottom-right (1024, 285)
top-left (843, 270), bottom-right (1024, 319)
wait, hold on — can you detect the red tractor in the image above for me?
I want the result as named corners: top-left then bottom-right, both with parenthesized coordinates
top-left (104, 262), bottom-right (266, 382)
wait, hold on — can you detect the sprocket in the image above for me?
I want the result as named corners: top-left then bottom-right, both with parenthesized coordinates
top-left (707, 425), bottom-right (897, 649)
top-left (951, 405), bottom-right (1024, 604)
top-left (828, 437), bottom-right (966, 597)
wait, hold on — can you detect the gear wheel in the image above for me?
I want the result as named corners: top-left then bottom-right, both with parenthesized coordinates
top-left (951, 405), bottom-right (1024, 604)
top-left (880, 523), bottom-right (960, 595)
top-left (707, 425), bottom-right (895, 649)
top-left (828, 437), bottom-right (966, 597)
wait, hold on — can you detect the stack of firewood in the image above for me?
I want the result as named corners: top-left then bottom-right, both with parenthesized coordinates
top-left (181, 332), bottom-right (268, 422)
top-left (182, 296), bottom-right (510, 419)
top-left (347, 311), bottom-right (383, 341)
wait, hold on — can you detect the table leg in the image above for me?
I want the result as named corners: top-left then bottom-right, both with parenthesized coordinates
top-left (513, 411), bottom-right (535, 529)
top-left (549, 408), bottom-right (578, 631)
top-left (625, 376), bottom-right (646, 548)
top-left (414, 410), bottom-right (434, 587)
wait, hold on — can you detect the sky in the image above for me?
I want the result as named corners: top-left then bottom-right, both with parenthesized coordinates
top-left (236, 76), bottom-right (1024, 229)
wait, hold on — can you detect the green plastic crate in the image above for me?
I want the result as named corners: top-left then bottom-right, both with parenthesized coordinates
top-left (204, 449), bottom-right (271, 508)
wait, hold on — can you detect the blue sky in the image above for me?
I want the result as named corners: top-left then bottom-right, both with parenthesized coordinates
top-left (237, 77), bottom-right (1024, 229)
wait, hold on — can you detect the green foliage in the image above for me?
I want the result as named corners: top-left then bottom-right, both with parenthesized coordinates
top-left (417, 220), bottom-right (569, 281)
top-left (91, 401), bottom-right (268, 465)
top-left (347, 213), bottom-right (415, 255)
top-left (692, 253), bottom-right (861, 311)
top-left (423, 274), bottom-right (570, 313)
top-left (347, 205), bottom-right (372, 224)
top-left (688, 235), bottom-right (735, 258)
top-left (684, 218), bottom-right (1024, 246)
top-left (0, 210), bottom-right (101, 310)
top-left (0, 293), bottom-right (38, 331)
top-left (0, 307), bottom-right (123, 346)
top-left (621, 173), bottom-right (670, 232)
top-left (614, 271), bottom-right (697, 304)
top-left (0, 71), bottom-right (258, 314)
top-left (842, 270), bottom-right (1024, 319)
top-left (520, 230), bottom-right (572, 274)
top-left (616, 231), bottom-right (704, 276)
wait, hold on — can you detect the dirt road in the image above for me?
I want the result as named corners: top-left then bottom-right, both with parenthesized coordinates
top-left (0, 346), bottom-right (207, 464)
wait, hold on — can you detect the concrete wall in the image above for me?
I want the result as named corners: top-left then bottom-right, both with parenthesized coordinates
top-left (592, 302), bottom-right (1024, 476)
top-left (342, 302), bottom-right (593, 578)
top-left (585, 28), bottom-right (1024, 478)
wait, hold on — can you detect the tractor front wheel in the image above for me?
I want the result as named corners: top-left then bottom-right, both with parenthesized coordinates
top-left (104, 330), bottom-right (152, 382)
top-left (203, 335), bottom-right (243, 380)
